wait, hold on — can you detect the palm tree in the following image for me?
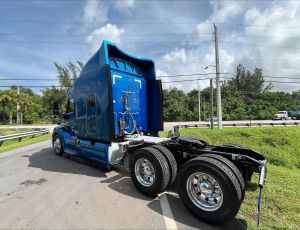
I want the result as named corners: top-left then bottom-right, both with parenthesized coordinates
top-left (0, 90), bottom-right (13, 124)
top-left (6, 90), bottom-right (16, 124)
top-left (17, 91), bottom-right (32, 124)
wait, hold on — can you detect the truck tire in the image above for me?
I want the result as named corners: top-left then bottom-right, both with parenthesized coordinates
top-left (130, 147), bottom-right (170, 197)
top-left (178, 156), bottom-right (242, 224)
top-left (53, 134), bottom-right (64, 156)
top-left (201, 154), bottom-right (245, 201)
top-left (151, 145), bottom-right (177, 186)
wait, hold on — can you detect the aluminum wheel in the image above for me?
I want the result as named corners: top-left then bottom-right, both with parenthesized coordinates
top-left (134, 158), bottom-right (156, 187)
top-left (53, 137), bottom-right (62, 154)
top-left (186, 172), bottom-right (223, 212)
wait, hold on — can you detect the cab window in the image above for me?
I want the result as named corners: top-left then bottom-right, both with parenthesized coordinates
top-left (76, 97), bottom-right (86, 117)
top-left (116, 59), bottom-right (126, 71)
top-left (87, 95), bottom-right (96, 107)
top-left (66, 98), bottom-right (75, 113)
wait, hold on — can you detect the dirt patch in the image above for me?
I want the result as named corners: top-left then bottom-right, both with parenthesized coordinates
top-left (20, 178), bottom-right (47, 187)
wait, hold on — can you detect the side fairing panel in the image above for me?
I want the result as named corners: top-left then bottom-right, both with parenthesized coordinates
top-left (72, 65), bottom-right (112, 142)
top-left (148, 79), bottom-right (163, 132)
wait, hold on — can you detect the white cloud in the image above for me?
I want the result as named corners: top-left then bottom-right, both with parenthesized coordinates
top-left (156, 45), bottom-right (235, 92)
top-left (210, 1), bottom-right (245, 23)
top-left (156, 69), bottom-right (172, 89)
top-left (239, 1), bottom-right (300, 91)
top-left (158, 1), bottom-right (242, 91)
top-left (184, 0), bottom-right (300, 92)
top-left (162, 48), bottom-right (187, 63)
top-left (157, 48), bottom-right (210, 91)
top-left (114, 0), bottom-right (136, 12)
top-left (87, 24), bottom-right (125, 52)
top-left (83, 0), bottom-right (108, 26)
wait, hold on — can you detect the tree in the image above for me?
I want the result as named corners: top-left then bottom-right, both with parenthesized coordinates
top-left (227, 64), bottom-right (273, 98)
top-left (42, 87), bottom-right (68, 119)
top-left (163, 88), bottom-right (188, 121)
top-left (54, 61), bottom-right (83, 92)
top-left (0, 90), bottom-right (10, 124)
top-left (221, 83), bottom-right (248, 120)
top-left (24, 94), bottom-right (44, 124)
top-left (17, 92), bottom-right (32, 124)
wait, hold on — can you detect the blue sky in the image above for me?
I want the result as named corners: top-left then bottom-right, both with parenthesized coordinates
top-left (0, 0), bottom-right (300, 93)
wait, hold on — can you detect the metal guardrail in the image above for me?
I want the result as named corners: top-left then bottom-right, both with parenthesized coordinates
top-left (0, 129), bottom-right (49, 146)
top-left (174, 121), bottom-right (300, 130)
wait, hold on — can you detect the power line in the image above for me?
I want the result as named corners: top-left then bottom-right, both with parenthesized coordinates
top-left (153, 73), bottom-right (232, 78)
top-left (161, 78), bottom-right (212, 83)
top-left (0, 40), bottom-right (211, 44)
top-left (0, 41), bottom-right (299, 53)
top-left (1, 79), bottom-right (299, 88)
top-left (0, 32), bottom-right (212, 37)
top-left (0, 19), bottom-right (297, 29)
top-left (263, 76), bottom-right (300, 80)
top-left (0, 73), bottom-right (231, 80)
top-left (0, 79), bottom-right (59, 81)
top-left (219, 41), bottom-right (300, 50)
top-left (2, 32), bottom-right (300, 41)
top-left (0, 40), bottom-right (213, 46)
top-left (1, 77), bottom-right (300, 88)
top-left (1, 39), bottom-right (300, 51)
top-left (3, 74), bottom-right (300, 81)
top-left (1, 55), bottom-right (300, 66)
top-left (0, 85), bottom-right (66, 88)
top-left (0, 0), bottom-right (292, 1)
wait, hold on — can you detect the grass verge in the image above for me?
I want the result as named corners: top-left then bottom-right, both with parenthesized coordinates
top-left (0, 128), bottom-right (34, 136)
top-left (0, 134), bottom-right (51, 153)
top-left (161, 127), bottom-right (300, 229)
top-left (241, 164), bottom-right (300, 229)
top-left (162, 126), bottom-right (300, 168)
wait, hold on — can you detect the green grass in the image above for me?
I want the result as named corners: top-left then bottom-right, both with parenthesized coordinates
top-left (161, 127), bottom-right (300, 229)
top-left (0, 134), bottom-right (51, 153)
top-left (240, 165), bottom-right (300, 229)
top-left (163, 126), bottom-right (300, 169)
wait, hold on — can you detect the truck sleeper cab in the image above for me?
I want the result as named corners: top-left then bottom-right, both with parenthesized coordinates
top-left (52, 40), bottom-right (267, 225)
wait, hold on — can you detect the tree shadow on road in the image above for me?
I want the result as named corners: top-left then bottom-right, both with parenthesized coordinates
top-left (27, 147), bottom-right (107, 178)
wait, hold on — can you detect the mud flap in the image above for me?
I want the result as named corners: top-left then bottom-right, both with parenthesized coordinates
top-left (257, 165), bottom-right (266, 227)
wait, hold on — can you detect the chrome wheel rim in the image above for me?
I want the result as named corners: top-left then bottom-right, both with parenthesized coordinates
top-left (53, 137), bottom-right (61, 153)
top-left (186, 172), bottom-right (223, 212)
top-left (134, 158), bottom-right (155, 187)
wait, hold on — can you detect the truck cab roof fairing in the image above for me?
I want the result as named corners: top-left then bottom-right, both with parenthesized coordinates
top-left (80, 40), bottom-right (156, 79)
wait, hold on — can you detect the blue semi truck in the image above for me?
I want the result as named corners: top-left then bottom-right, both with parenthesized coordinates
top-left (52, 40), bottom-right (267, 224)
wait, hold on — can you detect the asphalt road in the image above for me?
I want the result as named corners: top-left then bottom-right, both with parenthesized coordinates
top-left (0, 141), bottom-right (246, 229)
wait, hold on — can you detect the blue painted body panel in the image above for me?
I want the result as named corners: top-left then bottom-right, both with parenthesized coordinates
top-left (54, 125), bottom-right (110, 169)
top-left (111, 70), bottom-right (148, 135)
top-left (53, 40), bottom-right (163, 169)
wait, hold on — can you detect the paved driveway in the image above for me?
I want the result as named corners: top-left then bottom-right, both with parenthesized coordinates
top-left (0, 141), bottom-right (246, 229)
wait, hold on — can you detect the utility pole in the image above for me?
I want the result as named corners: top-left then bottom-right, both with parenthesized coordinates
top-left (214, 23), bottom-right (222, 129)
top-left (210, 78), bottom-right (214, 129)
top-left (16, 86), bottom-right (20, 124)
top-left (198, 83), bottom-right (201, 122)
top-left (203, 96), bottom-right (205, 121)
